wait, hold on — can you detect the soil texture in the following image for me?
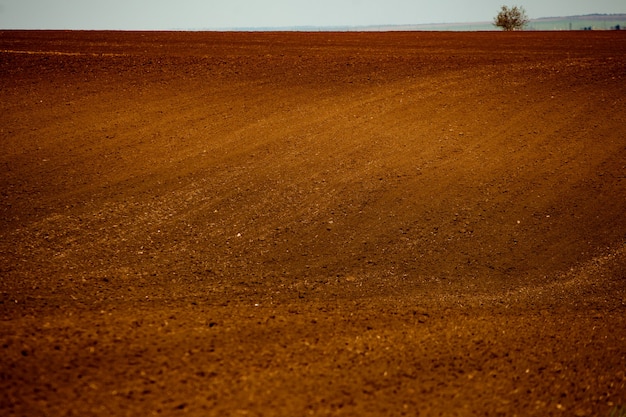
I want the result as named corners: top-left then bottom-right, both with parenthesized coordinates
top-left (1, 30), bottom-right (626, 416)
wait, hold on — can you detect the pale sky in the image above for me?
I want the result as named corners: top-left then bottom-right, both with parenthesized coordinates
top-left (0, 0), bottom-right (624, 30)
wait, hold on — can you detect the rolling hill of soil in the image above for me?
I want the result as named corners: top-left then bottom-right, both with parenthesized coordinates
top-left (1, 30), bottom-right (626, 416)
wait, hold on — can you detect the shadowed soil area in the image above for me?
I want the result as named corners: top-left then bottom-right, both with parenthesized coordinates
top-left (1, 30), bottom-right (626, 416)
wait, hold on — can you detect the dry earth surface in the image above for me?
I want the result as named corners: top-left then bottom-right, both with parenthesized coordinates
top-left (1, 30), bottom-right (626, 416)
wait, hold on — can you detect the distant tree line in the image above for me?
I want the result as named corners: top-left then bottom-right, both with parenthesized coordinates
top-left (583, 24), bottom-right (622, 30)
top-left (495, 6), bottom-right (623, 31)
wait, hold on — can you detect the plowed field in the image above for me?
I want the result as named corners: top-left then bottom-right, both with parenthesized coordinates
top-left (1, 30), bottom-right (626, 416)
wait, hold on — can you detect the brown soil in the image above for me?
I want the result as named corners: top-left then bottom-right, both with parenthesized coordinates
top-left (1, 30), bottom-right (626, 416)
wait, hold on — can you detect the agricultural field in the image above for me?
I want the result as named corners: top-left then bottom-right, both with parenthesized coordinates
top-left (1, 30), bottom-right (626, 416)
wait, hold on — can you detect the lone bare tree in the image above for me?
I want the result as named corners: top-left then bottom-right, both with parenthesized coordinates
top-left (494, 5), bottom-right (529, 31)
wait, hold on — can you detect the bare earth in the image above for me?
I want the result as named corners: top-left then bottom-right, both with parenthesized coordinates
top-left (1, 31), bottom-right (626, 416)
